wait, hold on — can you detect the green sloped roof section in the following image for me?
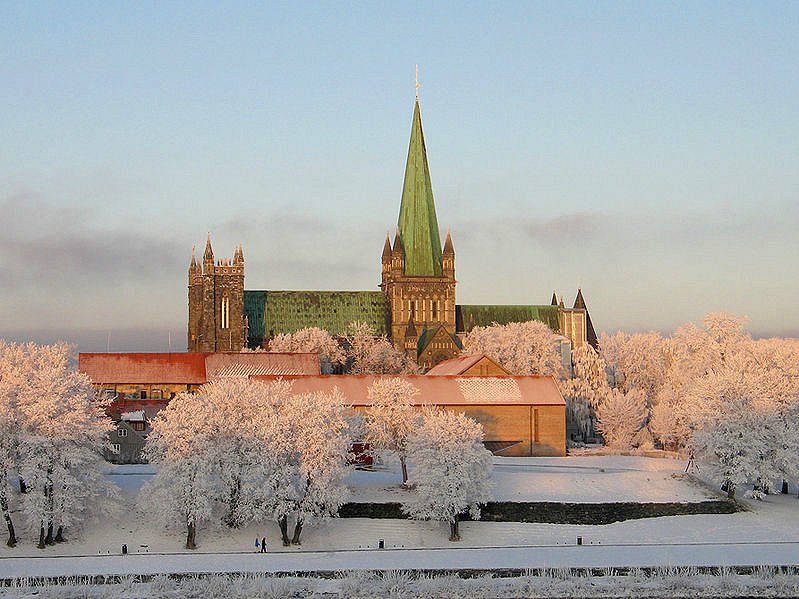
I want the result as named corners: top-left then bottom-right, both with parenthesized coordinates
top-left (244, 290), bottom-right (390, 341)
top-left (417, 325), bottom-right (463, 357)
top-left (458, 304), bottom-right (561, 333)
top-left (398, 99), bottom-right (443, 277)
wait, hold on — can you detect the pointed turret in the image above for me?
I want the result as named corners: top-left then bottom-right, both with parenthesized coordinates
top-left (392, 228), bottom-right (402, 254)
top-left (189, 245), bottom-right (199, 272)
top-left (203, 233), bottom-right (214, 269)
top-left (573, 288), bottom-right (586, 310)
top-left (573, 288), bottom-right (598, 349)
top-left (442, 230), bottom-right (455, 279)
top-left (382, 233), bottom-right (392, 261)
top-left (234, 243), bottom-right (244, 266)
top-left (397, 97), bottom-right (443, 277)
top-left (443, 230), bottom-right (454, 255)
top-left (405, 316), bottom-right (418, 339)
top-left (551, 291), bottom-right (558, 306)
top-left (559, 296), bottom-right (565, 308)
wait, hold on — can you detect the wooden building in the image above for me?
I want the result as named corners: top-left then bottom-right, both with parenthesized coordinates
top-left (79, 351), bottom-right (321, 423)
top-left (253, 374), bottom-right (566, 457)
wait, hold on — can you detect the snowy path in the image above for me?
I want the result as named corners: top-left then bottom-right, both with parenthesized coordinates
top-left (2, 541), bottom-right (799, 579)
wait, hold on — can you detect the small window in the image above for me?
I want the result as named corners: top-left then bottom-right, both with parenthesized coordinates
top-left (118, 428), bottom-right (128, 438)
top-left (111, 443), bottom-right (120, 454)
top-left (432, 301), bottom-right (438, 320)
top-left (140, 391), bottom-right (147, 400)
top-left (151, 389), bottom-right (162, 399)
top-left (132, 422), bottom-right (145, 431)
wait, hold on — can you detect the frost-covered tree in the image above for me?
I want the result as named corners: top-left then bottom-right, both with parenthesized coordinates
top-left (345, 322), bottom-right (417, 375)
top-left (281, 389), bottom-right (352, 545)
top-left (599, 331), bottom-right (670, 403)
top-left (559, 345), bottom-right (610, 440)
top-left (141, 392), bottom-right (216, 549)
top-left (12, 343), bottom-right (116, 548)
top-left (199, 378), bottom-right (287, 528)
top-left (267, 327), bottom-right (346, 370)
top-left (595, 389), bottom-right (647, 449)
top-left (403, 409), bottom-right (493, 541)
top-left (364, 378), bottom-right (421, 484)
top-left (648, 398), bottom-right (685, 451)
top-left (0, 341), bottom-right (22, 546)
top-left (462, 320), bottom-right (563, 378)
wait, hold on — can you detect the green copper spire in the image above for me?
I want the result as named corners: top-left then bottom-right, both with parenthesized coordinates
top-left (397, 97), bottom-right (443, 277)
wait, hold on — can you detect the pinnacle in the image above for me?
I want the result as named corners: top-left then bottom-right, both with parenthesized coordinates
top-left (443, 230), bottom-right (455, 255)
top-left (382, 232), bottom-right (393, 259)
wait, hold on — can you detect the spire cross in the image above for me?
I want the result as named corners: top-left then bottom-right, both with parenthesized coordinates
top-left (415, 64), bottom-right (420, 99)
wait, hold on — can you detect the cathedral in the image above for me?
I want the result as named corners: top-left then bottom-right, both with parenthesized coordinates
top-left (188, 92), bottom-right (597, 369)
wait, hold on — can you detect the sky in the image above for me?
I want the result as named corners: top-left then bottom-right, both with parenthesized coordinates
top-left (1, 2), bottom-right (798, 351)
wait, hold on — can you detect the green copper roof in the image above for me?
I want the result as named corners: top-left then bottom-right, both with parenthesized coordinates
top-left (457, 304), bottom-right (561, 334)
top-left (398, 98), bottom-right (443, 277)
top-left (244, 290), bottom-right (390, 346)
top-left (417, 325), bottom-right (463, 357)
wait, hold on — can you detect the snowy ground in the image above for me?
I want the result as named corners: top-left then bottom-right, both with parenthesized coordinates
top-left (1, 455), bottom-right (797, 581)
top-left (352, 454), bottom-right (715, 503)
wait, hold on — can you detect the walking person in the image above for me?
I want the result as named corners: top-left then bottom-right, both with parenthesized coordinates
top-left (261, 536), bottom-right (267, 553)
top-left (254, 537), bottom-right (260, 552)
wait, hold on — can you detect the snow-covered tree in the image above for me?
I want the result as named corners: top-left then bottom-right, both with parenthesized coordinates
top-left (403, 409), bottom-right (493, 541)
top-left (364, 378), bottom-right (421, 484)
top-left (199, 378), bottom-right (285, 528)
top-left (281, 389), bottom-right (352, 545)
top-left (599, 331), bottom-right (670, 402)
top-left (345, 322), bottom-right (417, 375)
top-left (267, 327), bottom-right (346, 371)
top-left (559, 345), bottom-right (610, 440)
top-left (141, 391), bottom-right (216, 549)
top-left (595, 389), bottom-right (647, 449)
top-left (0, 341), bottom-right (22, 546)
top-left (11, 342), bottom-right (116, 548)
top-left (648, 398), bottom-right (684, 451)
top-left (462, 320), bottom-right (564, 378)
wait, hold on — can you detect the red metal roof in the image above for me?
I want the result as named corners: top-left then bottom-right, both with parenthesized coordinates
top-left (205, 352), bottom-right (320, 378)
top-left (79, 353), bottom-right (208, 385)
top-left (79, 352), bottom-right (320, 385)
top-left (251, 374), bottom-right (565, 407)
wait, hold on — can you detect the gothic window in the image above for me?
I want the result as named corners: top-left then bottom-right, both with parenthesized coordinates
top-left (111, 443), bottom-right (121, 455)
top-left (432, 300), bottom-right (438, 320)
top-left (221, 297), bottom-right (230, 329)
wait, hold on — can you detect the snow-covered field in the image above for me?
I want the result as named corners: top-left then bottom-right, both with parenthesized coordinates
top-left (1, 455), bottom-right (798, 582)
top-left (353, 454), bottom-right (715, 503)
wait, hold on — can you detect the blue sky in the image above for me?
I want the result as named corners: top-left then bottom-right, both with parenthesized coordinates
top-left (1, 2), bottom-right (798, 350)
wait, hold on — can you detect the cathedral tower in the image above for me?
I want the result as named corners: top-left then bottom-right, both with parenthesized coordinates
top-left (187, 235), bottom-right (246, 352)
top-left (381, 93), bottom-right (459, 368)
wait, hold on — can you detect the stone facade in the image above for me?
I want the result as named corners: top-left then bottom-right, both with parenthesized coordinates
top-left (188, 237), bottom-right (246, 352)
top-left (188, 94), bottom-right (597, 364)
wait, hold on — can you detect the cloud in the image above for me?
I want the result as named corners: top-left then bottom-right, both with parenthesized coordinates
top-left (0, 192), bottom-right (186, 287)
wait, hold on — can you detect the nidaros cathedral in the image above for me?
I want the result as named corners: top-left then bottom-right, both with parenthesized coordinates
top-left (188, 90), bottom-right (597, 370)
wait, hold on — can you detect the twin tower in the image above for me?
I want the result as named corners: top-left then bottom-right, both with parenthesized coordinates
top-left (188, 92), bottom-right (594, 367)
